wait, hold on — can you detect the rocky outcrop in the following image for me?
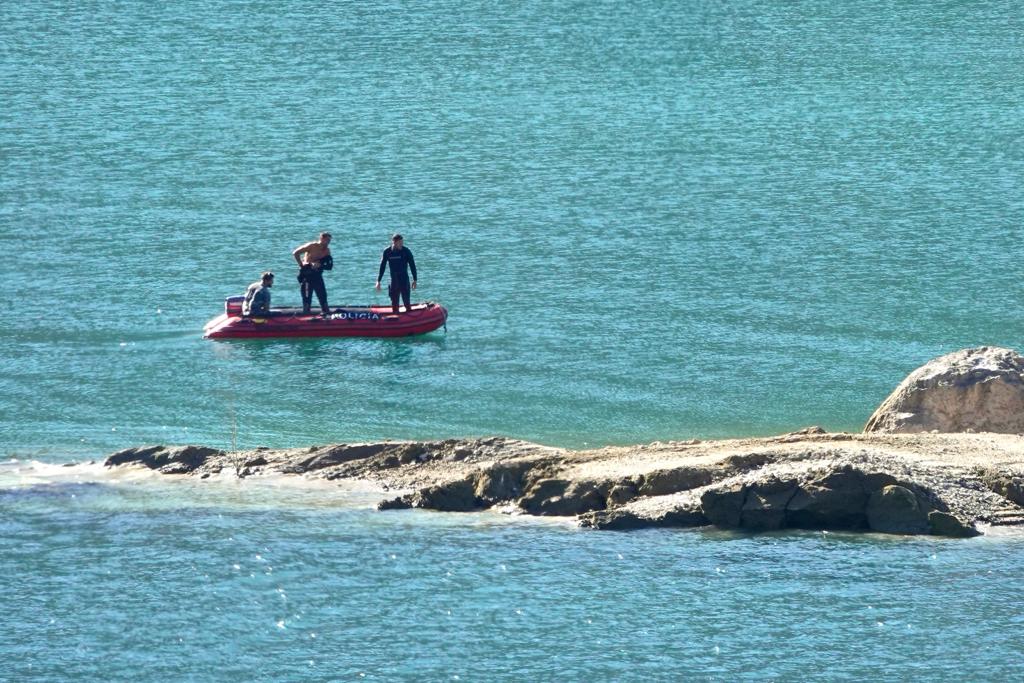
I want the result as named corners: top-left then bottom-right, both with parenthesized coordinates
top-left (865, 484), bottom-right (930, 534)
top-left (372, 446), bottom-right (986, 537)
top-left (389, 478), bottom-right (481, 512)
top-left (100, 346), bottom-right (1024, 538)
top-left (474, 461), bottom-right (539, 505)
top-left (517, 479), bottom-right (605, 516)
top-left (928, 511), bottom-right (979, 538)
top-left (637, 467), bottom-right (713, 496)
top-left (785, 469), bottom-right (881, 530)
top-left (864, 347), bottom-right (1024, 434)
top-left (980, 471), bottom-right (1024, 507)
top-left (105, 445), bottom-right (223, 474)
top-left (581, 464), bottom-right (981, 537)
top-left (106, 430), bottom-right (1024, 538)
top-left (692, 469), bottom-right (978, 536)
top-left (580, 505), bottom-right (708, 531)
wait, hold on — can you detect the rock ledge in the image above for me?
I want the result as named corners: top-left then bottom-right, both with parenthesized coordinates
top-left (104, 430), bottom-right (1024, 538)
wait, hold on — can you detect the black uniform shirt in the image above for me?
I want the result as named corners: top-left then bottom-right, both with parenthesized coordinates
top-left (378, 246), bottom-right (417, 284)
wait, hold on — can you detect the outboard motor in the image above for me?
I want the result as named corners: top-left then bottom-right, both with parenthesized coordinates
top-left (225, 295), bottom-right (245, 316)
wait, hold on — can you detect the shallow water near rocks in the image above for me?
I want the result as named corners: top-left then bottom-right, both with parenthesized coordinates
top-left (3, 469), bottom-right (1024, 681)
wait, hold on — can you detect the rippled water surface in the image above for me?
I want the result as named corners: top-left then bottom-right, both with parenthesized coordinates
top-left (2, 468), bottom-right (1024, 681)
top-left (3, 1), bottom-right (1024, 679)
top-left (2, 0), bottom-right (1023, 456)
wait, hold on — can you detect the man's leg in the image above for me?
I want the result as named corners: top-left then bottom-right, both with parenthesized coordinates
top-left (314, 274), bottom-right (329, 314)
top-left (400, 282), bottom-right (412, 312)
top-left (300, 281), bottom-right (312, 313)
top-left (388, 283), bottom-right (400, 313)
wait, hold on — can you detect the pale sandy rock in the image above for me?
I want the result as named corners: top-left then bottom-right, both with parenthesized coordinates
top-left (864, 346), bottom-right (1024, 434)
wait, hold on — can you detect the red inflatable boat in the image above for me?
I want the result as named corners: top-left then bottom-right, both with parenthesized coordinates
top-left (204, 297), bottom-right (448, 339)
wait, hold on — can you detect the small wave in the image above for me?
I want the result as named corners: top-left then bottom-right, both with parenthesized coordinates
top-left (0, 459), bottom-right (390, 512)
top-left (0, 459), bottom-right (157, 489)
top-left (973, 523), bottom-right (1024, 539)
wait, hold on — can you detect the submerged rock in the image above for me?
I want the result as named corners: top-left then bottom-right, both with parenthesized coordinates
top-left (864, 346), bottom-right (1024, 434)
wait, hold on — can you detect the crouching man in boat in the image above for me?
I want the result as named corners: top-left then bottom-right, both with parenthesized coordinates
top-left (242, 271), bottom-right (274, 317)
top-left (375, 233), bottom-right (417, 313)
top-left (293, 232), bottom-right (333, 315)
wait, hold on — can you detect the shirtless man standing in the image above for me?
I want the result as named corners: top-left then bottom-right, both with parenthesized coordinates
top-left (292, 232), bottom-right (333, 315)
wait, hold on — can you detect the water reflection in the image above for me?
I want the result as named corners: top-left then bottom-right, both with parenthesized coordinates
top-left (208, 334), bottom-right (447, 366)
top-left (376, 336), bottom-right (448, 366)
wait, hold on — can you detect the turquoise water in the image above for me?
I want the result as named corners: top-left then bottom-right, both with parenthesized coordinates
top-left (3, 0), bottom-right (1022, 455)
top-left (4, 1), bottom-right (1024, 679)
top-left (3, 465), bottom-right (1024, 681)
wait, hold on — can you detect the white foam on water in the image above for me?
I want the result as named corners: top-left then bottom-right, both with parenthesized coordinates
top-left (0, 460), bottom-right (671, 531)
top-left (0, 459), bottom-right (388, 512)
top-left (974, 523), bottom-right (1024, 539)
top-left (0, 459), bottom-right (163, 489)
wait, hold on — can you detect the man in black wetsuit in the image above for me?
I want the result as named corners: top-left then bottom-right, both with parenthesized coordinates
top-left (375, 233), bottom-right (417, 313)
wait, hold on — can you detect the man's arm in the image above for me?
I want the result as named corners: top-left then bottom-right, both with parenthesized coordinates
top-left (293, 241), bottom-right (314, 267)
top-left (407, 249), bottom-right (417, 287)
top-left (376, 248), bottom-right (388, 286)
top-left (242, 283), bottom-right (256, 315)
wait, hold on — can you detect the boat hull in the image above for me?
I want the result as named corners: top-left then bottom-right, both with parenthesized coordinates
top-left (204, 301), bottom-right (448, 339)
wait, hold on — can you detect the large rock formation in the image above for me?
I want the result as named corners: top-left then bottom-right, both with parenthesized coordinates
top-left (864, 347), bottom-right (1024, 434)
top-left (96, 349), bottom-right (1024, 539)
top-left (100, 430), bottom-right (1024, 538)
top-left (583, 465), bottom-right (979, 537)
